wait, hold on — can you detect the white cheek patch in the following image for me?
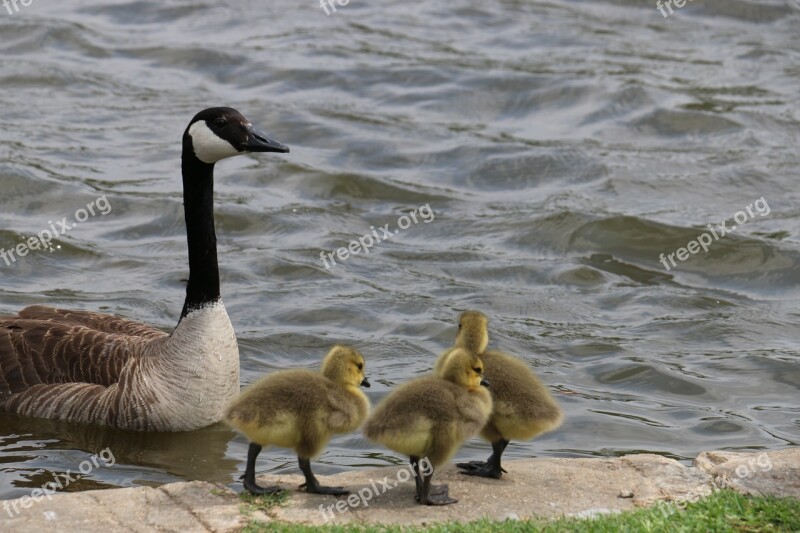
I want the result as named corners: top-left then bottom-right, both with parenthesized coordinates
top-left (188, 121), bottom-right (241, 164)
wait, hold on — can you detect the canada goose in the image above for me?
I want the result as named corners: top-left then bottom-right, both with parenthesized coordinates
top-left (0, 108), bottom-right (289, 431)
top-left (435, 310), bottom-right (563, 479)
top-left (364, 348), bottom-right (492, 505)
top-left (224, 345), bottom-right (370, 495)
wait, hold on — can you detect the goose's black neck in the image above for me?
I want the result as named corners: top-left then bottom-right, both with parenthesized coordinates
top-left (180, 143), bottom-right (221, 319)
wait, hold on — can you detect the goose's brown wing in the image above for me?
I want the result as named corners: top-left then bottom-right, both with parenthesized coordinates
top-left (0, 309), bottom-right (168, 404)
top-left (17, 306), bottom-right (168, 339)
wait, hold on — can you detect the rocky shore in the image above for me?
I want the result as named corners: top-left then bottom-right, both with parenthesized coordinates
top-left (1, 448), bottom-right (797, 532)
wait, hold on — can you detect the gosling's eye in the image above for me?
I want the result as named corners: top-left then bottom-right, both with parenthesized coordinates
top-left (213, 117), bottom-right (227, 128)
top-left (473, 367), bottom-right (481, 374)
top-left (357, 363), bottom-right (363, 371)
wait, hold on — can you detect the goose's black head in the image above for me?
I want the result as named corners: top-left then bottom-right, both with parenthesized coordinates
top-left (184, 107), bottom-right (289, 165)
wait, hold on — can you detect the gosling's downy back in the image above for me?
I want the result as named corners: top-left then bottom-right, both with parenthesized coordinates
top-left (224, 345), bottom-right (370, 456)
top-left (481, 350), bottom-right (562, 439)
top-left (441, 310), bottom-right (563, 442)
top-left (365, 348), bottom-right (492, 467)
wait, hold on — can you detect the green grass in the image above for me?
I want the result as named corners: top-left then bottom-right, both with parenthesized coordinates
top-left (239, 489), bottom-right (290, 519)
top-left (241, 489), bottom-right (800, 532)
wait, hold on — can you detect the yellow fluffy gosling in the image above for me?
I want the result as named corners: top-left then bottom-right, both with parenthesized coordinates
top-left (365, 348), bottom-right (492, 505)
top-left (434, 310), bottom-right (563, 479)
top-left (224, 345), bottom-right (370, 495)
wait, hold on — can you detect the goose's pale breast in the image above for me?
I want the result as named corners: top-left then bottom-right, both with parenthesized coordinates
top-left (140, 301), bottom-right (240, 431)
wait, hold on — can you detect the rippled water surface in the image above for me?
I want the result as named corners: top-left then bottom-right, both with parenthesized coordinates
top-left (1, 0), bottom-right (799, 500)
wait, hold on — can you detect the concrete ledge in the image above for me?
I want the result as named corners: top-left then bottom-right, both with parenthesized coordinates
top-left (1, 449), bottom-right (797, 531)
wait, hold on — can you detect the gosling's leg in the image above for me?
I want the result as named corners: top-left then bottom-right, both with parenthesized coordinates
top-left (410, 456), bottom-right (423, 501)
top-left (418, 467), bottom-right (456, 506)
top-left (411, 456), bottom-right (447, 502)
top-left (457, 439), bottom-right (510, 479)
top-left (242, 442), bottom-right (283, 495)
top-left (298, 457), bottom-right (349, 495)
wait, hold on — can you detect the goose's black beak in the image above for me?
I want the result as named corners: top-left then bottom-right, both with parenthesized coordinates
top-left (242, 127), bottom-right (290, 153)
top-left (480, 378), bottom-right (490, 388)
top-left (361, 377), bottom-right (371, 388)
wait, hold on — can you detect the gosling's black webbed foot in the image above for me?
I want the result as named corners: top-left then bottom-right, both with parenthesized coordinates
top-left (458, 462), bottom-right (504, 479)
top-left (418, 469), bottom-right (456, 505)
top-left (298, 457), bottom-right (349, 495)
top-left (414, 483), bottom-right (448, 501)
top-left (420, 492), bottom-right (458, 506)
top-left (300, 481), bottom-right (349, 496)
top-left (456, 459), bottom-right (490, 470)
top-left (430, 483), bottom-right (449, 495)
top-left (243, 477), bottom-right (284, 496)
top-left (456, 458), bottom-right (507, 474)
top-left (458, 441), bottom-right (509, 478)
top-left (241, 443), bottom-right (283, 495)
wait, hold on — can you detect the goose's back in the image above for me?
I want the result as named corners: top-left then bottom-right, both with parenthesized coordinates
top-left (0, 303), bottom-right (238, 431)
top-left (0, 306), bottom-right (166, 398)
top-left (17, 305), bottom-right (168, 338)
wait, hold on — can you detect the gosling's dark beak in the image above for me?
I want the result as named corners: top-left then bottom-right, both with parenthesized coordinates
top-left (360, 377), bottom-right (371, 388)
top-left (242, 126), bottom-right (290, 153)
top-left (480, 378), bottom-right (490, 388)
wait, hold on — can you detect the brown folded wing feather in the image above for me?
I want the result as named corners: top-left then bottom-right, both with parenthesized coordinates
top-left (18, 305), bottom-right (168, 338)
top-left (0, 306), bottom-right (168, 405)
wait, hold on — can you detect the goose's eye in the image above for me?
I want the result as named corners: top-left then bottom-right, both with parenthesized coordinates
top-left (213, 117), bottom-right (227, 129)
top-left (357, 363), bottom-right (363, 371)
top-left (473, 367), bottom-right (481, 374)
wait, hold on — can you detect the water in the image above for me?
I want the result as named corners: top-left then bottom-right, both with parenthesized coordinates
top-left (1, 0), bottom-right (798, 500)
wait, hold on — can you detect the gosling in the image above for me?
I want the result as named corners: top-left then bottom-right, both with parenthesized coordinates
top-left (434, 310), bottom-right (563, 479)
top-left (365, 348), bottom-right (492, 506)
top-left (224, 345), bottom-right (370, 495)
